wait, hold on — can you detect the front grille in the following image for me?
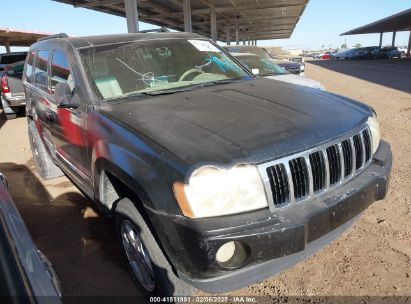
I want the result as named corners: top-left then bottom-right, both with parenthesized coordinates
top-left (289, 157), bottom-right (309, 200)
top-left (309, 151), bottom-right (326, 193)
top-left (362, 129), bottom-right (372, 163)
top-left (353, 134), bottom-right (363, 170)
top-left (326, 145), bottom-right (341, 185)
top-left (341, 140), bottom-right (353, 177)
top-left (266, 164), bottom-right (289, 206)
top-left (262, 126), bottom-right (372, 209)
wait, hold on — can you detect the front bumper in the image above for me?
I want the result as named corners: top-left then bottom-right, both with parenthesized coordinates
top-left (151, 141), bottom-right (392, 293)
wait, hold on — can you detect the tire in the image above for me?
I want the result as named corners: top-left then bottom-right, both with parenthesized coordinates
top-left (28, 121), bottom-right (64, 180)
top-left (115, 198), bottom-right (196, 296)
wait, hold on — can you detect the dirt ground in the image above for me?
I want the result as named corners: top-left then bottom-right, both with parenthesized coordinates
top-left (0, 59), bottom-right (410, 300)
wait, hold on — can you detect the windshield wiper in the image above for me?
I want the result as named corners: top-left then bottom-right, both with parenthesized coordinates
top-left (126, 84), bottom-right (207, 98)
top-left (125, 78), bottom-right (247, 99)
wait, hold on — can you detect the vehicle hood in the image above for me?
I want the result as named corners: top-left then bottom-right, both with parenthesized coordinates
top-left (265, 74), bottom-right (325, 90)
top-left (100, 79), bottom-right (371, 168)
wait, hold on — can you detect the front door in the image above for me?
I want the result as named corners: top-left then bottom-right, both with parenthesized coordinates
top-left (48, 49), bottom-right (91, 183)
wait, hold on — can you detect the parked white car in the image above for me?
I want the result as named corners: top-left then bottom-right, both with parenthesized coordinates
top-left (232, 52), bottom-right (325, 90)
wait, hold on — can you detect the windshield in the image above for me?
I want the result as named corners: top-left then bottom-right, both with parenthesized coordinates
top-left (235, 55), bottom-right (287, 76)
top-left (79, 39), bottom-right (250, 100)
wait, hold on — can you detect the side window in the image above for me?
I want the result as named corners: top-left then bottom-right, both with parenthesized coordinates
top-left (34, 50), bottom-right (49, 93)
top-left (50, 50), bottom-right (73, 95)
top-left (25, 51), bottom-right (36, 84)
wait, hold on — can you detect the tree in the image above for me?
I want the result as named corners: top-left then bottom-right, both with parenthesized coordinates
top-left (341, 43), bottom-right (347, 49)
top-left (354, 43), bottom-right (362, 48)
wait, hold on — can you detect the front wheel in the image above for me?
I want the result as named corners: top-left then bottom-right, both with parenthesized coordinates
top-left (115, 198), bottom-right (196, 296)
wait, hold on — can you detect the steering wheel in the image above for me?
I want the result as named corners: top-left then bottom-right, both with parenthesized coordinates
top-left (178, 68), bottom-right (203, 82)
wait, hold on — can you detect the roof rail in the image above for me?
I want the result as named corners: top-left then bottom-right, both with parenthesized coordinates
top-left (138, 28), bottom-right (170, 33)
top-left (37, 33), bottom-right (69, 42)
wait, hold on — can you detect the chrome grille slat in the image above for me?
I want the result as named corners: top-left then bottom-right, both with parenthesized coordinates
top-left (304, 155), bottom-right (314, 197)
top-left (359, 133), bottom-right (366, 169)
top-left (337, 143), bottom-right (345, 181)
top-left (284, 163), bottom-right (295, 205)
top-left (258, 125), bottom-right (372, 210)
top-left (349, 137), bottom-right (356, 175)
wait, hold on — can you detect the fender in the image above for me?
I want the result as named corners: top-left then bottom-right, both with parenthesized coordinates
top-left (92, 141), bottom-right (159, 210)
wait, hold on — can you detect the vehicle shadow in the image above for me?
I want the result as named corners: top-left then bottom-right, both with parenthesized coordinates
top-left (0, 161), bottom-right (154, 300)
top-left (307, 58), bottom-right (411, 94)
top-left (0, 108), bottom-right (26, 129)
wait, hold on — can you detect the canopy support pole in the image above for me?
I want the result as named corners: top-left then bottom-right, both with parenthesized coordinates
top-left (226, 20), bottom-right (231, 45)
top-left (379, 32), bottom-right (383, 47)
top-left (407, 30), bottom-right (411, 57)
top-left (4, 40), bottom-right (10, 53)
top-left (183, 0), bottom-right (192, 32)
top-left (392, 31), bottom-right (396, 47)
top-left (210, 6), bottom-right (217, 42)
top-left (235, 24), bottom-right (239, 45)
top-left (124, 0), bottom-right (139, 33)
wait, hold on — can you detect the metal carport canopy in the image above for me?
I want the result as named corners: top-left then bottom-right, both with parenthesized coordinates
top-left (52, 0), bottom-right (308, 43)
top-left (0, 27), bottom-right (52, 52)
top-left (340, 8), bottom-right (411, 56)
top-left (340, 8), bottom-right (411, 35)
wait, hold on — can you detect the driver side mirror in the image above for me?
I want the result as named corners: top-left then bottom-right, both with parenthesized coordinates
top-left (55, 82), bottom-right (79, 109)
top-left (6, 69), bottom-right (15, 76)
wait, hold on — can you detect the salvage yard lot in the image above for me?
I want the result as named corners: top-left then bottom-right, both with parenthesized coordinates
top-left (0, 59), bottom-right (410, 298)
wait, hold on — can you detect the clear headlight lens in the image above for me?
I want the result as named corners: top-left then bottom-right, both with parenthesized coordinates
top-left (173, 165), bottom-right (268, 218)
top-left (367, 113), bottom-right (380, 154)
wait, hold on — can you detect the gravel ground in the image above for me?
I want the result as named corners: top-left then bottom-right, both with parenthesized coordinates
top-left (0, 59), bottom-right (409, 300)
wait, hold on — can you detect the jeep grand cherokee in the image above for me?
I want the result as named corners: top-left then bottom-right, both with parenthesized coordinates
top-left (23, 32), bottom-right (392, 296)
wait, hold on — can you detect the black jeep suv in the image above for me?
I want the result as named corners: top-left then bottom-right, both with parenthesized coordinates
top-left (23, 32), bottom-right (392, 296)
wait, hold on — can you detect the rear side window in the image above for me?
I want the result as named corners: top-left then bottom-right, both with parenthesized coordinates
top-left (51, 50), bottom-right (73, 94)
top-left (25, 51), bottom-right (35, 84)
top-left (34, 50), bottom-right (49, 92)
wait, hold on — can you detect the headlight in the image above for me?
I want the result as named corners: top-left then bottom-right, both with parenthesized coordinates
top-left (300, 65), bottom-right (305, 71)
top-left (173, 165), bottom-right (268, 218)
top-left (367, 113), bottom-right (380, 154)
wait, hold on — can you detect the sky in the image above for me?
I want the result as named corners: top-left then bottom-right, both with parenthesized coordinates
top-left (1, 0), bottom-right (410, 53)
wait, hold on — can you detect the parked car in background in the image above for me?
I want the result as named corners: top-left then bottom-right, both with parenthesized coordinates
top-left (0, 172), bottom-right (61, 302)
top-left (356, 46), bottom-right (380, 59)
top-left (232, 52), bottom-right (324, 90)
top-left (1, 60), bottom-right (26, 119)
top-left (224, 45), bottom-right (305, 76)
top-left (312, 52), bottom-right (324, 59)
top-left (0, 52), bottom-right (27, 73)
top-left (24, 32), bottom-right (391, 296)
top-left (374, 47), bottom-right (404, 59)
top-left (265, 46), bottom-right (305, 64)
top-left (321, 53), bottom-right (331, 60)
top-left (337, 48), bottom-right (360, 59)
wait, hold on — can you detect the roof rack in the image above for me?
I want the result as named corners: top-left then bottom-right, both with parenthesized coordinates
top-left (138, 28), bottom-right (170, 33)
top-left (37, 33), bottom-right (69, 42)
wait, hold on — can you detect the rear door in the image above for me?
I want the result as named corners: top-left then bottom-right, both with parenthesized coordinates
top-left (31, 49), bottom-right (57, 154)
